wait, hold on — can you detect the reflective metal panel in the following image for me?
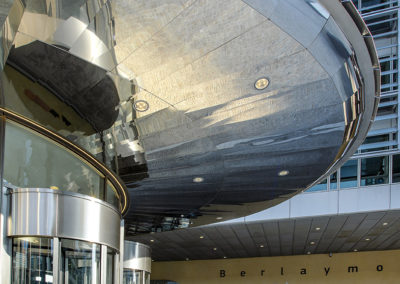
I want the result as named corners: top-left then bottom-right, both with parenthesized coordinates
top-left (0, 0), bottom-right (380, 233)
top-left (8, 188), bottom-right (121, 250)
top-left (124, 241), bottom-right (151, 273)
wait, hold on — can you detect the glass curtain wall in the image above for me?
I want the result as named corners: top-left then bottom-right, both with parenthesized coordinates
top-left (2, 120), bottom-right (120, 209)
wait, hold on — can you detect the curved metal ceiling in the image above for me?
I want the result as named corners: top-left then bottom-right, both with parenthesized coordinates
top-left (0, 0), bottom-right (379, 234)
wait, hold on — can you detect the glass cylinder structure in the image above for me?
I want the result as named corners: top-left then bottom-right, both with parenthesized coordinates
top-left (123, 242), bottom-right (151, 284)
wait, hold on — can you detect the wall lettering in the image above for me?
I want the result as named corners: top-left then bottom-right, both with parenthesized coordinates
top-left (300, 268), bottom-right (307, 275)
top-left (377, 265), bottom-right (383, 272)
top-left (324, 267), bottom-right (330, 276)
top-left (220, 270), bottom-right (225, 277)
top-left (348, 266), bottom-right (358, 273)
top-left (240, 271), bottom-right (246, 277)
top-left (281, 267), bottom-right (284, 275)
top-left (261, 270), bottom-right (265, 276)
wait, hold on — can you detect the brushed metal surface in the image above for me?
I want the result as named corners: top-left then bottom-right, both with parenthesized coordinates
top-left (0, 0), bottom-right (380, 233)
top-left (8, 188), bottom-right (121, 250)
top-left (123, 241), bottom-right (151, 273)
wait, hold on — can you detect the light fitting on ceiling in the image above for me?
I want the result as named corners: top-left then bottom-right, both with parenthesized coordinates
top-left (193, 177), bottom-right (204, 183)
top-left (310, 241), bottom-right (315, 245)
top-left (133, 100), bottom-right (149, 112)
top-left (365, 238), bottom-right (370, 241)
top-left (315, 227), bottom-right (321, 231)
top-left (150, 239), bottom-right (154, 242)
top-left (354, 249), bottom-right (358, 252)
top-left (383, 222), bottom-right (388, 226)
top-left (254, 77), bottom-right (270, 90)
top-left (307, 251), bottom-right (311, 255)
top-left (213, 247), bottom-right (218, 251)
top-left (199, 236), bottom-right (204, 239)
top-left (216, 217), bottom-right (223, 220)
top-left (278, 170), bottom-right (289, 177)
top-left (259, 245), bottom-right (264, 248)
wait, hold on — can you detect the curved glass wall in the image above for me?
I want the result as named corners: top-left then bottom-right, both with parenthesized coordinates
top-left (60, 239), bottom-right (101, 284)
top-left (12, 237), bottom-right (53, 284)
top-left (12, 237), bottom-right (118, 284)
top-left (3, 120), bottom-right (120, 210)
top-left (123, 270), bottom-right (150, 284)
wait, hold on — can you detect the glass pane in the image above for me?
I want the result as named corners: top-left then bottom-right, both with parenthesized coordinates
top-left (361, 156), bottom-right (389, 186)
top-left (106, 181), bottom-right (120, 210)
top-left (60, 239), bottom-right (100, 284)
top-left (106, 248), bottom-right (116, 284)
top-left (144, 272), bottom-right (151, 284)
top-left (306, 179), bottom-right (327, 192)
top-left (393, 155), bottom-right (400, 183)
top-left (340, 159), bottom-right (358, 188)
top-left (330, 172), bottom-right (338, 190)
top-left (3, 121), bottom-right (105, 201)
top-left (123, 269), bottom-right (143, 284)
top-left (12, 237), bottom-right (53, 284)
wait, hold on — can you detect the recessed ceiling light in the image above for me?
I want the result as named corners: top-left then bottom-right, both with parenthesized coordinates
top-left (151, 259), bottom-right (154, 262)
top-left (133, 100), bottom-right (149, 112)
top-left (254, 77), bottom-right (270, 90)
top-left (150, 239), bottom-right (154, 242)
top-left (278, 170), bottom-right (289, 176)
top-left (260, 245), bottom-right (264, 248)
top-left (383, 222), bottom-right (388, 226)
top-left (216, 217), bottom-right (223, 220)
top-left (223, 256), bottom-right (227, 259)
top-left (193, 177), bottom-right (204, 183)
top-left (310, 241), bottom-right (315, 245)
top-left (200, 236), bottom-right (204, 239)
top-left (365, 238), bottom-right (370, 241)
top-left (315, 227), bottom-right (321, 231)
top-left (213, 247), bottom-right (218, 251)
top-left (354, 249), bottom-right (358, 252)
top-left (185, 258), bottom-right (189, 261)
top-left (307, 251), bottom-right (311, 255)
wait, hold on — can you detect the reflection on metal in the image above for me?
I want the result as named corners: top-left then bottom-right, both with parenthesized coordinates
top-left (124, 241), bottom-right (151, 273)
top-left (0, 108), bottom-right (129, 214)
top-left (8, 188), bottom-right (121, 250)
top-left (0, 0), bottom-right (380, 234)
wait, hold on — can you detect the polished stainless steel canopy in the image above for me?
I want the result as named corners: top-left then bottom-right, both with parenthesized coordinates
top-left (0, 0), bottom-right (379, 234)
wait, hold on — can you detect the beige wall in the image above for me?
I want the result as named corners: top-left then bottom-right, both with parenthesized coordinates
top-left (151, 250), bottom-right (400, 284)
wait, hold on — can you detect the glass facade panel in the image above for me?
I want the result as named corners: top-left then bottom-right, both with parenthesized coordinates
top-left (393, 154), bottom-right (400, 183)
top-left (340, 160), bottom-right (358, 188)
top-left (306, 179), bottom-right (327, 192)
top-left (3, 121), bottom-right (120, 208)
top-left (330, 172), bottom-right (338, 190)
top-left (60, 239), bottom-right (101, 284)
top-left (12, 237), bottom-right (53, 284)
top-left (361, 156), bottom-right (389, 186)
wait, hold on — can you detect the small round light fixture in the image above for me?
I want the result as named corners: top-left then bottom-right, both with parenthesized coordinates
top-left (254, 77), bottom-right (270, 90)
top-left (133, 100), bottom-right (149, 112)
top-left (307, 251), bottom-right (311, 255)
top-left (383, 222), bottom-right (388, 226)
top-left (185, 258), bottom-right (189, 261)
top-left (193, 177), bottom-right (204, 183)
top-left (213, 247), bottom-right (218, 251)
top-left (150, 239), bottom-right (154, 243)
top-left (199, 236), bottom-right (204, 239)
top-left (310, 241), bottom-right (315, 245)
top-left (278, 170), bottom-right (289, 177)
top-left (365, 238), bottom-right (370, 241)
top-left (223, 256), bottom-right (227, 259)
top-left (353, 249), bottom-right (358, 252)
top-left (315, 227), bottom-right (321, 231)
top-left (259, 245), bottom-right (264, 248)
